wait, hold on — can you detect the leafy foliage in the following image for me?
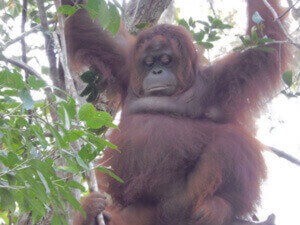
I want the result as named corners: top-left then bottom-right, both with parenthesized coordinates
top-left (234, 25), bottom-right (275, 53)
top-left (177, 16), bottom-right (233, 49)
top-left (58, 0), bottom-right (121, 35)
top-left (0, 69), bottom-right (117, 224)
top-left (281, 71), bottom-right (300, 98)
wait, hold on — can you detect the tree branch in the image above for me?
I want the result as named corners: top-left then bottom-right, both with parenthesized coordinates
top-left (208, 0), bottom-right (217, 18)
top-left (2, 19), bottom-right (56, 50)
top-left (36, 0), bottom-right (64, 94)
top-left (280, 0), bottom-right (300, 19)
top-left (263, 0), bottom-right (300, 49)
top-left (21, 0), bottom-right (28, 73)
top-left (123, 0), bottom-right (172, 33)
top-left (0, 55), bottom-right (44, 80)
top-left (3, 27), bottom-right (39, 49)
top-left (268, 146), bottom-right (300, 166)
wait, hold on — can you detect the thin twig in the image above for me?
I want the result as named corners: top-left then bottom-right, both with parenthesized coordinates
top-left (0, 56), bottom-right (44, 80)
top-left (36, 0), bottom-right (62, 93)
top-left (279, 0), bottom-right (300, 19)
top-left (263, 0), bottom-right (291, 38)
top-left (3, 26), bottom-right (40, 49)
top-left (208, 0), bottom-right (217, 18)
top-left (21, 0), bottom-right (33, 123)
top-left (268, 146), bottom-right (300, 166)
top-left (263, 0), bottom-right (300, 49)
top-left (2, 19), bottom-right (56, 50)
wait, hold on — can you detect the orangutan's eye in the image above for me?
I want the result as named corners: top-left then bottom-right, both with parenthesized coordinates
top-left (144, 56), bottom-right (154, 67)
top-left (160, 54), bottom-right (172, 65)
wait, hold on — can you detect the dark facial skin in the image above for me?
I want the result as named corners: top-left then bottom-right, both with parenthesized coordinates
top-left (141, 50), bottom-right (178, 96)
top-left (127, 40), bottom-right (227, 122)
top-left (126, 70), bottom-right (207, 119)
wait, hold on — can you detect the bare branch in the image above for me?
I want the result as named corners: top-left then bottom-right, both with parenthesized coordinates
top-left (54, 0), bottom-right (86, 105)
top-left (2, 19), bottom-right (56, 50)
top-left (36, 0), bottom-right (64, 93)
top-left (208, 0), bottom-right (217, 18)
top-left (21, 0), bottom-right (28, 78)
top-left (279, 0), bottom-right (300, 19)
top-left (3, 26), bottom-right (39, 49)
top-left (268, 146), bottom-right (300, 166)
top-left (0, 55), bottom-right (44, 81)
top-left (263, 0), bottom-right (300, 49)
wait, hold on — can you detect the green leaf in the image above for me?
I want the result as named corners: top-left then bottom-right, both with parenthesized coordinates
top-left (251, 26), bottom-right (259, 43)
top-left (194, 31), bottom-right (205, 43)
top-left (6, 152), bottom-right (20, 168)
top-left (239, 35), bottom-right (251, 46)
top-left (78, 103), bottom-right (96, 121)
top-left (65, 130), bottom-right (85, 142)
top-left (51, 213), bottom-right (68, 225)
top-left (177, 19), bottom-right (190, 30)
top-left (85, 0), bottom-right (110, 28)
top-left (15, 117), bottom-right (28, 128)
top-left (0, 152), bottom-right (20, 168)
top-left (67, 180), bottom-right (85, 192)
top-left (86, 116), bottom-right (104, 129)
top-left (197, 20), bottom-right (210, 27)
top-left (96, 111), bottom-right (117, 128)
top-left (207, 31), bottom-right (220, 42)
top-left (30, 159), bottom-right (56, 178)
top-left (60, 98), bottom-right (76, 123)
top-left (97, 0), bottom-right (110, 29)
top-left (201, 42), bottom-right (214, 49)
top-left (188, 17), bottom-right (196, 28)
top-left (86, 133), bottom-right (116, 149)
top-left (46, 125), bottom-right (68, 149)
top-left (282, 70), bottom-right (294, 87)
top-left (27, 75), bottom-right (46, 90)
top-left (96, 166), bottom-right (123, 183)
top-left (51, 214), bottom-right (61, 225)
top-left (37, 171), bottom-right (51, 195)
top-left (0, 70), bottom-right (25, 89)
top-left (76, 155), bottom-right (90, 170)
top-left (79, 108), bottom-right (116, 129)
top-left (58, 5), bottom-right (78, 16)
top-left (19, 89), bottom-right (34, 110)
top-left (208, 16), bottom-right (214, 24)
top-left (31, 124), bottom-right (48, 148)
top-left (0, 89), bottom-right (19, 97)
top-left (79, 144), bottom-right (96, 163)
top-left (24, 190), bottom-right (46, 219)
top-left (61, 188), bottom-right (83, 212)
top-left (58, 104), bottom-right (71, 130)
top-left (0, 189), bottom-right (15, 211)
top-left (107, 3), bottom-right (120, 35)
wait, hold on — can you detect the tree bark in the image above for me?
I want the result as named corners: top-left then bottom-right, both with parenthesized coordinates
top-left (123, 0), bottom-right (172, 33)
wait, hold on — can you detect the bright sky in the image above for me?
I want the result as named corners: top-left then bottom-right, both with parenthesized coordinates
top-left (2, 0), bottom-right (300, 224)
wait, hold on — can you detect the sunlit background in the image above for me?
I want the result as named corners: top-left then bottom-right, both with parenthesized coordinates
top-left (2, 0), bottom-right (300, 224)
